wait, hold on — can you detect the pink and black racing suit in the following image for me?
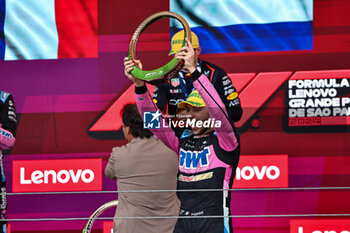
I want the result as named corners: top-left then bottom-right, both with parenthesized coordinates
top-left (135, 70), bottom-right (240, 233)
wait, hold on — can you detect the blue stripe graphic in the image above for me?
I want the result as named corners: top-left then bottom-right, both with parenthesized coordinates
top-left (173, 21), bottom-right (312, 54)
top-left (0, 0), bottom-right (5, 59)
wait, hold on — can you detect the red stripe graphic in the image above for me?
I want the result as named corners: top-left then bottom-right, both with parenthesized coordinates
top-left (289, 116), bottom-right (350, 126)
top-left (320, 116), bottom-right (350, 125)
top-left (55, 0), bottom-right (98, 58)
top-left (228, 73), bottom-right (256, 93)
top-left (21, 94), bottom-right (115, 113)
top-left (290, 69), bottom-right (350, 80)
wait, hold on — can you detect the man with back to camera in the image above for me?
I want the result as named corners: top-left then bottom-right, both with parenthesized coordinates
top-left (153, 30), bottom-right (243, 124)
top-left (0, 91), bottom-right (17, 233)
top-left (105, 104), bottom-right (180, 233)
top-left (124, 38), bottom-right (240, 233)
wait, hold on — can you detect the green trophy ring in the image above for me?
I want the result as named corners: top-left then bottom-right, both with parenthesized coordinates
top-left (128, 11), bottom-right (192, 84)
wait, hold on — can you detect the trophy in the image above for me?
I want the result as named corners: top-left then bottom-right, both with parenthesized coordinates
top-left (128, 11), bottom-right (191, 84)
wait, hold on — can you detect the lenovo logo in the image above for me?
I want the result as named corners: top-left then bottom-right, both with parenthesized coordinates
top-left (20, 168), bottom-right (95, 184)
top-left (236, 165), bottom-right (280, 181)
top-left (12, 159), bottom-right (102, 192)
top-left (233, 155), bottom-right (288, 188)
top-left (290, 220), bottom-right (350, 233)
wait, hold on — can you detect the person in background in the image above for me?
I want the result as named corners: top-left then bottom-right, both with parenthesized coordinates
top-left (0, 91), bottom-right (17, 233)
top-left (153, 30), bottom-right (242, 124)
top-left (105, 104), bottom-right (180, 233)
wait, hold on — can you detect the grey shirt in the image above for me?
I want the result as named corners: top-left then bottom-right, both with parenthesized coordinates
top-left (105, 136), bottom-right (180, 233)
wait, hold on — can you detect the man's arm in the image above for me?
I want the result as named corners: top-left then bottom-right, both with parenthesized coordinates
top-left (123, 57), bottom-right (180, 154)
top-left (135, 85), bottom-right (179, 154)
top-left (104, 148), bottom-right (118, 180)
top-left (175, 39), bottom-right (238, 152)
top-left (0, 92), bottom-right (17, 150)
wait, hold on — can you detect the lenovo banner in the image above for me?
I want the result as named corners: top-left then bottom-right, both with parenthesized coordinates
top-left (290, 219), bottom-right (350, 233)
top-left (233, 155), bottom-right (288, 188)
top-left (12, 159), bottom-right (102, 192)
top-left (103, 222), bottom-right (113, 233)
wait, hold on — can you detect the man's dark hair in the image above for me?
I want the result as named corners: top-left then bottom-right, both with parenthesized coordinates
top-left (121, 104), bottom-right (153, 139)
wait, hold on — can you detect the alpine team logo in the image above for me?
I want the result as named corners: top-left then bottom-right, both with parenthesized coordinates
top-left (143, 111), bottom-right (162, 129)
top-left (12, 159), bottom-right (102, 192)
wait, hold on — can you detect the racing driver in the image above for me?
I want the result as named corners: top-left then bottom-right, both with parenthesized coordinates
top-left (124, 38), bottom-right (240, 233)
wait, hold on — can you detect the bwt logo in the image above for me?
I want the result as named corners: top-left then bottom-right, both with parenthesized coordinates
top-left (143, 111), bottom-right (161, 129)
top-left (180, 147), bottom-right (210, 169)
top-left (233, 155), bottom-right (288, 188)
top-left (12, 159), bottom-right (102, 192)
top-left (290, 220), bottom-right (350, 233)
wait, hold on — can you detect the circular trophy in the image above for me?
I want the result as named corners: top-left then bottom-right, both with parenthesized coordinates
top-left (128, 11), bottom-right (191, 84)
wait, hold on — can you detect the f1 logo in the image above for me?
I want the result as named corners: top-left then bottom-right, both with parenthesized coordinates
top-left (88, 72), bottom-right (292, 132)
top-left (143, 111), bottom-right (161, 129)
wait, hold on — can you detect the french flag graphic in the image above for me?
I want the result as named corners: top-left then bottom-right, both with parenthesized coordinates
top-left (170, 0), bottom-right (313, 54)
top-left (0, 0), bottom-right (97, 60)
